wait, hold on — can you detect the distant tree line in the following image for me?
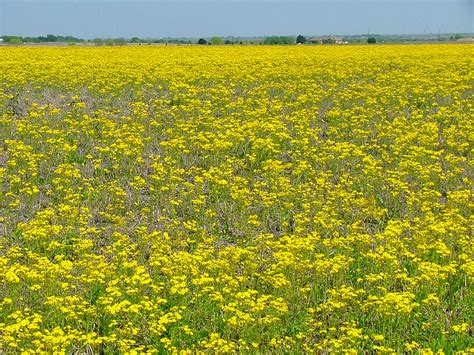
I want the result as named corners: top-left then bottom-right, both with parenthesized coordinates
top-left (1, 34), bottom-right (85, 44)
top-left (1, 33), bottom-right (467, 45)
top-left (262, 36), bottom-right (294, 45)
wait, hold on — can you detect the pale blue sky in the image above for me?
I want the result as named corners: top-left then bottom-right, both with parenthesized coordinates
top-left (1, 0), bottom-right (472, 38)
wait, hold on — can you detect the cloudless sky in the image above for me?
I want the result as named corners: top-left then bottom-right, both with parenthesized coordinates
top-left (0, 0), bottom-right (472, 38)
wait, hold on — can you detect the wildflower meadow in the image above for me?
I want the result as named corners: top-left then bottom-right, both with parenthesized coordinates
top-left (0, 44), bottom-right (473, 353)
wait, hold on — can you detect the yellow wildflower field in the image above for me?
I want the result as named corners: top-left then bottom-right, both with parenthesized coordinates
top-left (0, 44), bottom-right (473, 353)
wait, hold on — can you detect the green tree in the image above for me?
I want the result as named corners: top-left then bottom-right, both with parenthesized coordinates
top-left (6, 36), bottom-right (23, 44)
top-left (197, 38), bottom-right (207, 45)
top-left (296, 35), bottom-right (307, 44)
top-left (46, 34), bottom-right (57, 42)
top-left (210, 37), bottom-right (224, 45)
top-left (23, 37), bottom-right (36, 43)
top-left (263, 36), bottom-right (293, 45)
top-left (367, 37), bottom-right (377, 44)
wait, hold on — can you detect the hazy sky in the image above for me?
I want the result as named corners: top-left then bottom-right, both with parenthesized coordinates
top-left (1, 0), bottom-right (472, 38)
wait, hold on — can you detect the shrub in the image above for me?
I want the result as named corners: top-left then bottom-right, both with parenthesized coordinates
top-left (296, 35), bottom-right (307, 44)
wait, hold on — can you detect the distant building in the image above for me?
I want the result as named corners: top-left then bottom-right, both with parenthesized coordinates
top-left (309, 36), bottom-right (344, 44)
top-left (456, 37), bottom-right (474, 43)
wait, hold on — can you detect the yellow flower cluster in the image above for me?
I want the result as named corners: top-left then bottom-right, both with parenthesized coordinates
top-left (0, 44), bottom-right (473, 353)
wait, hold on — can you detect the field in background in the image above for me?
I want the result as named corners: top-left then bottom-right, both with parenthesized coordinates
top-left (0, 45), bottom-right (473, 353)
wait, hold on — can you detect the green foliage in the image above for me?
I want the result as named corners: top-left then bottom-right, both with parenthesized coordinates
top-left (3, 36), bottom-right (23, 44)
top-left (210, 37), bottom-right (224, 45)
top-left (368, 37), bottom-right (377, 44)
top-left (1, 34), bottom-right (85, 44)
top-left (263, 36), bottom-right (294, 45)
top-left (46, 34), bottom-right (57, 42)
top-left (198, 38), bottom-right (207, 45)
top-left (296, 35), bottom-right (307, 44)
top-left (34, 35), bottom-right (84, 43)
